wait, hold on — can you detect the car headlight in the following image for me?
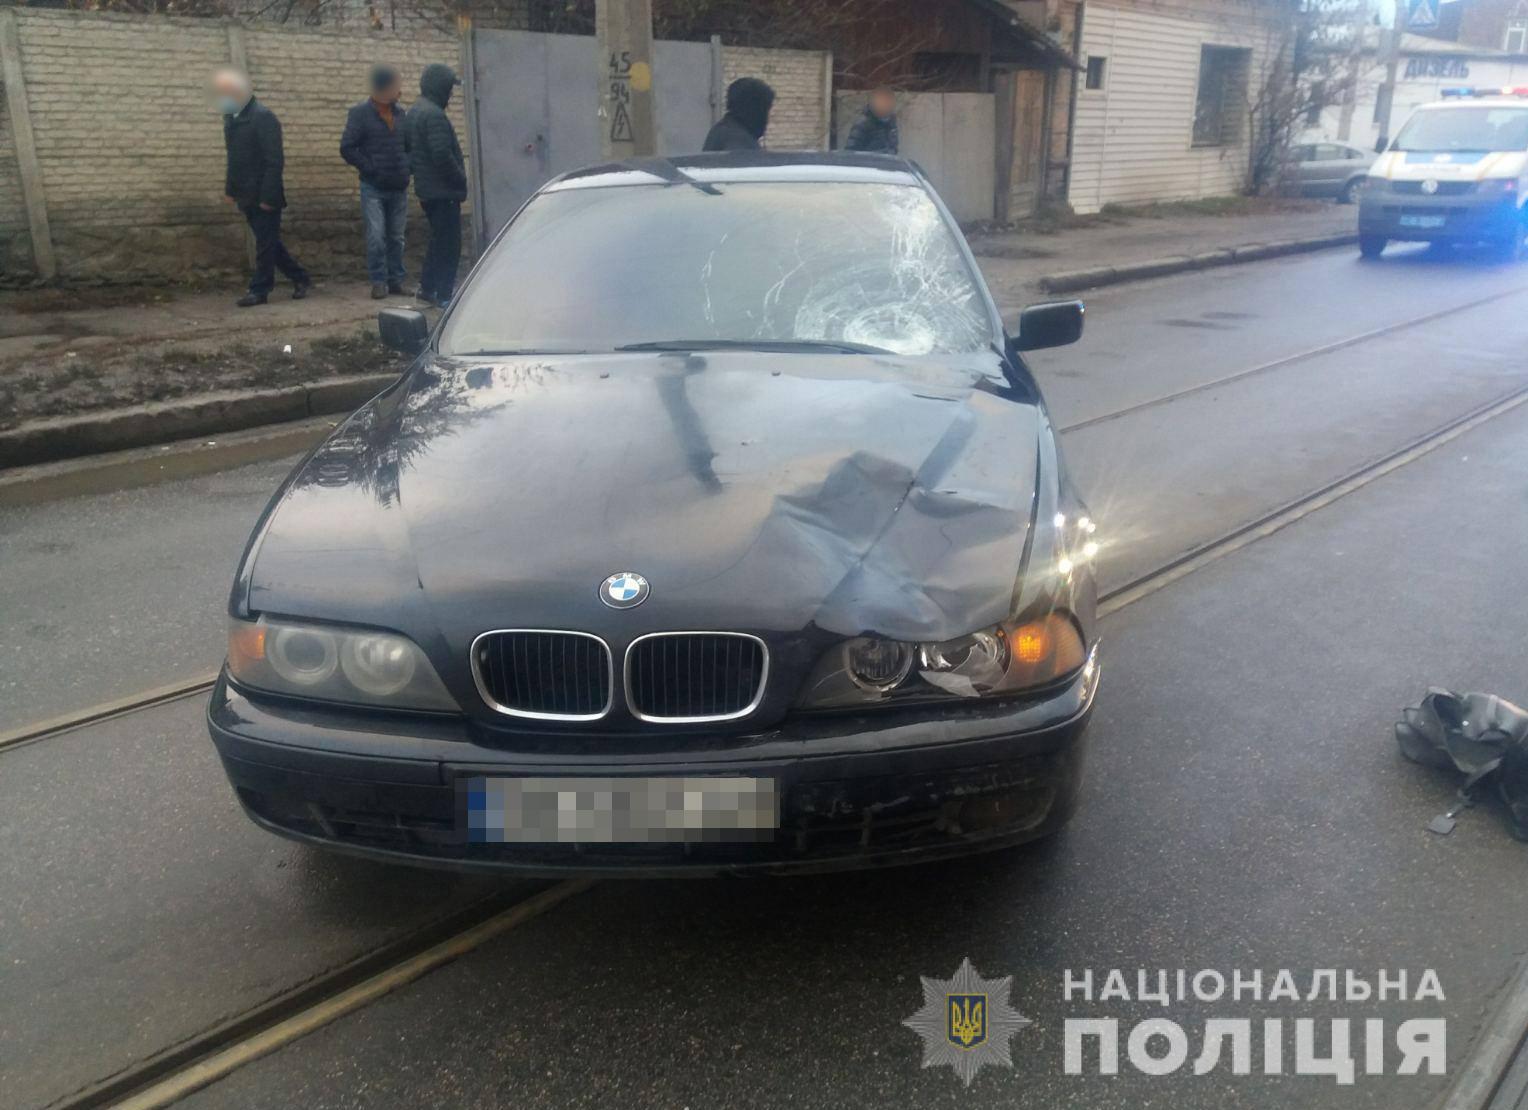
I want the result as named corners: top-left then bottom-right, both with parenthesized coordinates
top-left (796, 612), bottom-right (1087, 710)
top-left (1479, 177), bottom-right (1518, 196)
top-left (227, 616), bottom-right (458, 711)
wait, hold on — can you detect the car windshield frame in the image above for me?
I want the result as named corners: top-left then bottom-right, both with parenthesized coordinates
top-left (435, 176), bottom-right (1001, 360)
top-left (1392, 105), bottom-right (1528, 153)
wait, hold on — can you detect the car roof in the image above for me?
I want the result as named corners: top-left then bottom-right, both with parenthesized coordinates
top-left (544, 151), bottom-right (926, 193)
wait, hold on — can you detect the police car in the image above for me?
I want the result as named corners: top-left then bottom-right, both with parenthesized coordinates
top-left (1359, 87), bottom-right (1528, 259)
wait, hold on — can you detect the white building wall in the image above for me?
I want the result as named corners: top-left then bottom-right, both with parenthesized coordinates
top-left (1309, 54), bottom-right (1528, 152)
top-left (1068, 0), bottom-right (1285, 213)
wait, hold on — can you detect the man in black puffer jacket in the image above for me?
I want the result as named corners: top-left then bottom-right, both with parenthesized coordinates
top-left (341, 65), bottom-right (410, 299)
top-left (403, 63), bottom-right (468, 306)
top-left (216, 68), bottom-right (311, 308)
top-left (845, 88), bottom-right (900, 155)
top-left (702, 78), bottom-right (776, 152)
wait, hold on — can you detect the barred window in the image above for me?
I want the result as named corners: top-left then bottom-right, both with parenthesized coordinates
top-left (1193, 45), bottom-right (1252, 146)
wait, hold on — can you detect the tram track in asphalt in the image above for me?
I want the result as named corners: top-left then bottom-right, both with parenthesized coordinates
top-left (41, 884), bottom-right (582, 1110)
top-left (10, 374), bottom-right (1528, 1110)
top-left (1053, 281), bottom-right (1528, 436)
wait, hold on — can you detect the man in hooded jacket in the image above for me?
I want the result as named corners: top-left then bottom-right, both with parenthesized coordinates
top-left (403, 63), bottom-right (468, 306)
top-left (702, 78), bottom-right (776, 152)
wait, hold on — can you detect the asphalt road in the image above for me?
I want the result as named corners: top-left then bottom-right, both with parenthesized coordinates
top-left (5, 242), bottom-right (1528, 1109)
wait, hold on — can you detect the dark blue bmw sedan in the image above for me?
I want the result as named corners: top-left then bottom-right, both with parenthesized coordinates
top-left (207, 152), bottom-right (1099, 875)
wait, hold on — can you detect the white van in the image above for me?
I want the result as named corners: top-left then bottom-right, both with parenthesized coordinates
top-left (1358, 89), bottom-right (1528, 259)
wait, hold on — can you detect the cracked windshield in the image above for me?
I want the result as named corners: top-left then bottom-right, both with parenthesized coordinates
top-left (5, 0), bottom-right (1528, 1107)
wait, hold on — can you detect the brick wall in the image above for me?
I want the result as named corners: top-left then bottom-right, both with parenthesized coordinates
top-left (240, 22), bottom-right (469, 279)
top-left (0, 10), bottom-right (828, 286)
top-left (1457, 0), bottom-right (1519, 52)
top-left (0, 9), bottom-right (464, 285)
top-left (722, 45), bottom-right (828, 150)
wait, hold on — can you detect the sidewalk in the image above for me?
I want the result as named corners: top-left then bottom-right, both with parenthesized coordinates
top-left (0, 281), bottom-right (414, 373)
top-left (969, 201), bottom-right (1356, 314)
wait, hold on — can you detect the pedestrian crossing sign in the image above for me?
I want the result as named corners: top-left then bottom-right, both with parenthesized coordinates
top-left (1408, 0), bottom-right (1440, 31)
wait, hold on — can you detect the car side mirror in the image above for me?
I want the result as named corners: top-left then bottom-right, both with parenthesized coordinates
top-left (378, 308), bottom-right (430, 355)
top-left (1009, 300), bottom-right (1084, 353)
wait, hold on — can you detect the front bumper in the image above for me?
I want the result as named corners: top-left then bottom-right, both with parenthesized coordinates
top-left (206, 651), bottom-right (1099, 876)
top-left (1359, 188), bottom-right (1521, 242)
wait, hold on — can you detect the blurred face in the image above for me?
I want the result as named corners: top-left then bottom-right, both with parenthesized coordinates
top-left (212, 70), bottom-right (250, 114)
top-left (376, 76), bottom-right (402, 103)
top-left (870, 90), bottom-right (896, 120)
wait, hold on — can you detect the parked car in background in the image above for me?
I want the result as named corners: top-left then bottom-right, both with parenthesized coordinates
top-left (1286, 142), bottom-right (1373, 203)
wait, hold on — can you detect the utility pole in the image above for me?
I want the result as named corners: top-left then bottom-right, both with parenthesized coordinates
top-left (596, 0), bottom-right (657, 160)
top-left (1374, 0), bottom-right (1408, 150)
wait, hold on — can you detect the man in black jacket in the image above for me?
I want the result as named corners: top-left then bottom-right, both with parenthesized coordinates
top-left (215, 69), bottom-right (311, 308)
top-left (403, 63), bottom-right (467, 307)
top-left (845, 88), bottom-right (900, 154)
top-left (341, 65), bottom-right (410, 299)
top-left (702, 78), bottom-right (776, 152)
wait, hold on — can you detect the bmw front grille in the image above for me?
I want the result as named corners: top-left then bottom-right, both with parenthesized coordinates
top-left (471, 630), bottom-right (614, 721)
top-left (624, 632), bottom-right (769, 724)
top-left (470, 630), bottom-right (768, 724)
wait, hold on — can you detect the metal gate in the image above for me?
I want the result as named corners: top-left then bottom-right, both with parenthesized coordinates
top-left (464, 29), bottom-right (723, 247)
top-left (833, 90), bottom-right (997, 223)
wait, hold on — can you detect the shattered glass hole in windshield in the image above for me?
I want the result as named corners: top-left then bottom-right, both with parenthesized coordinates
top-left (787, 188), bottom-right (991, 356)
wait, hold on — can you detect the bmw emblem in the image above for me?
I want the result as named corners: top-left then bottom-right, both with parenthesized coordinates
top-left (1421, 178), bottom-right (1440, 195)
top-left (600, 572), bottom-right (649, 610)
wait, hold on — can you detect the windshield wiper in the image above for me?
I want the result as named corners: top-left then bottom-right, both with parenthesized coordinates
top-left (458, 348), bottom-right (595, 356)
top-left (617, 157), bottom-right (722, 196)
top-left (616, 338), bottom-right (892, 355)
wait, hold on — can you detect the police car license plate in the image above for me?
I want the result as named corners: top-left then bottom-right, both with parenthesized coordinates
top-left (463, 775), bottom-right (778, 843)
top-left (1399, 215), bottom-right (1446, 229)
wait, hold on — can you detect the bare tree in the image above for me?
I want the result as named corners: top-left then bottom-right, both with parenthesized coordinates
top-left (1238, 0), bottom-right (1369, 194)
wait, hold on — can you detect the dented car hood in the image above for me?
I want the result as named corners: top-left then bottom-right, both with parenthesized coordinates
top-left (241, 351), bottom-right (1044, 652)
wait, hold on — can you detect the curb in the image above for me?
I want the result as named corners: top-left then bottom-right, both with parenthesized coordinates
top-left (1436, 954), bottom-right (1528, 1110)
top-left (1038, 232), bottom-right (1359, 294)
top-left (0, 373), bottom-right (397, 470)
top-left (0, 416), bottom-right (339, 508)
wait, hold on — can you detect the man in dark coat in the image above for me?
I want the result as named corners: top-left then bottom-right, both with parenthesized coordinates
top-left (845, 87), bottom-right (900, 154)
top-left (215, 69), bottom-right (311, 308)
top-left (702, 78), bottom-right (776, 152)
top-left (403, 63), bottom-right (467, 307)
top-left (341, 64), bottom-right (410, 299)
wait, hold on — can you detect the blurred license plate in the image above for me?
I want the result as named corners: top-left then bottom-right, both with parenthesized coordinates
top-left (1399, 215), bottom-right (1446, 228)
top-left (463, 776), bottom-right (778, 844)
